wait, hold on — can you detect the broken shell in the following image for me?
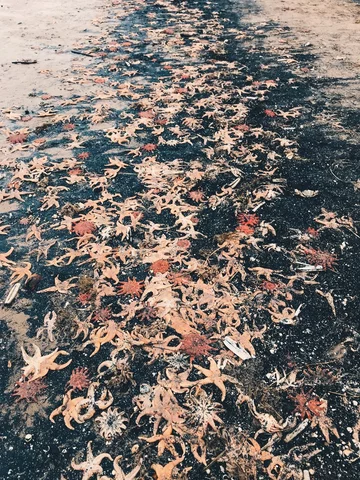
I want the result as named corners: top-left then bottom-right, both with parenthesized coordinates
top-left (294, 189), bottom-right (319, 198)
top-left (224, 336), bottom-right (253, 360)
top-left (131, 444), bottom-right (139, 453)
top-left (327, 338), bottom-right (354, 360)
top-left (4, 282), bottom-right (21, 305)
top-left (284, 419), bottom-right (309, 443)
top-left (25, 434), bottom-right (32, 443)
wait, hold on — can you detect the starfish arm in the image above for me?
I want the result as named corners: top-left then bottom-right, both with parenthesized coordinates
top-left (64, 414), bottom-right (76, 430)
top-left (78, 405), bottom-right (96, 423)
top-left (49, 406), bottom-right (63, 423)
top-left (193, 364), bottom-right (209, 376)
top-left (179, 379), bottom-right (198, 389)
top-left (86, 441), bottom-right (95, 459)
top-left (139, 433), bottom-right (162, 443)
top-left (52, 358), bottom-right (72, 370)
top-left (46, 348), bottom-right (62, 359)
top-left (21, 345), bottom-right (34, 364)
top-left (70, 460), bottom-right (87, 471)
top-left (83, 467), bottom-right (103, 480)
top-left (21, 364), bottom-right (35, 378)
top-left (90, 342), bottom-right (101, 357)
top-left (124, 460), bottom-right (142, 480)
top-left (37, 286), bottom-right (57, 293)
top-left (197, 378), bottom-right (211, 387)
top-left (96, 390), bottom-right (113, 410)
top-left (214, 379), bottom-right (227, 401)
top-left (97, 360), bottom-right (113, 375)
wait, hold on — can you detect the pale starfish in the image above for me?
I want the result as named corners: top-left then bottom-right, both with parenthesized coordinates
top-left (50, 383), bottom-right (113, 430)
top-left (193, 357), bottom-right (238, 401)
top-left (9, 262), bottom-right (32, 284)
top-left (25, 224), bottom-right (42, 241)
top-left (71, 441), bottom-right (112, 480)
top-left (102, 262), bottom-right (121, 283)
top-left (37, 275), bottom-right (78, 294)
top-left (159, 369), bottom-right (195, 394)
top-left (21, 343), bottom-right (72, 381)
top-left (139, 424), bottom-right (185, 457)
top-left (0, 247), bottom-right (16, 267)
top-left (83, 320), bottom-right (126, 357)
top-left (99, 456), bottom-right (142, 480)
top-left (151, 446), bottom-right (185, 480)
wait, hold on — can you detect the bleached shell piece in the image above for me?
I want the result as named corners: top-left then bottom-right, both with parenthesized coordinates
top-left (4, 282), bottom-right (21, 305)
top-left (224, 336), bottom-right (253, 360)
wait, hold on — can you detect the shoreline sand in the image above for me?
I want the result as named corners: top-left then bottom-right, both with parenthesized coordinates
top-left (0, 0), bottom-right (103, 109)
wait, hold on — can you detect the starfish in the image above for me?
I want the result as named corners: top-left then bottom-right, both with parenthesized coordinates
top-left (9, 262), bottom-right (32, 284)
top-left (160, 369), bottom-right (195, 394)
top-left (37, 275), bottom-right (78, 294)
top-left (58, 248), bottom-right (82, 265)
top-left (21, 343), bottom-right (72, 381)
top-left (151, 447), bottom-right (185, 480)
top-left (193, 357), bottom-right (238, 401)
top-left (49, 389), bottom-right (89, 430)
top-left (71, 441), bottom-right (113, 480)
top-left (100, 456), bottom-right (142, 480)
top-left (35, 240), bottom-right (56, 261)
top-left (6, 189), bottom-right (31, 201)
top-left (25, 224), bottom-right (42, 241)
top-left (83, 321), bottom-right (126, 357)
top-left (50, 383), bottom-right (112, 429)
top-left (102, 263), bottom-right (121, 283)
top-left (66, 133), bottom-right (86, 150)
top-left (73, 316), bottom-right (92, 341)
top-left (139, 424), bottom-right (185, 458)
top-left (0, 247), bottom-right (16, 267)
top-left (136, 385), bottom-right (186, 435)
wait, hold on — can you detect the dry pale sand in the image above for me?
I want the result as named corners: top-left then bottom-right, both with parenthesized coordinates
top-left (0, 0), bottom-right (103, 109)
top-left (1, 0), bottom-right (358, 110)
top-left (243, 0), bottom-right (360, 107)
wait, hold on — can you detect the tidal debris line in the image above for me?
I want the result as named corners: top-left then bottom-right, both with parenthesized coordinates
top-left (1, 0), bottom-right (359, 479)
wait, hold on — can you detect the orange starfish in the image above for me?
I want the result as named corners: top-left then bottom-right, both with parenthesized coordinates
top-left (9, 262), bottom-right (32, 284)
top-left (118, 277), bottom-right (144, 297)
top-left (0, 247), bottom-right (16, 267)
top-left (151, 445), bottom-right (185, 480)
top-left (193, 357), bottom-right (238, 401)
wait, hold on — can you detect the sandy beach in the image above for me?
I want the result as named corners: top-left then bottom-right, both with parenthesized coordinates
top-left (243, 0), bottom-right (360, 107)
top-left (0, 0), bottom-right (102, 109)
top-left (1, 1), bottom-right (359, 479)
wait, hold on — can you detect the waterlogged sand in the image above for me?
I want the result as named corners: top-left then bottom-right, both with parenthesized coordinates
top-left (0, 0), bottom-right (103, 109)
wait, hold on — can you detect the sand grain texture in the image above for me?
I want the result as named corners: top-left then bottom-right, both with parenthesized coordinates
top-left (0, 0), bottom-right (102, 108)
top-left (243, 0), bottom-right (360, 106)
